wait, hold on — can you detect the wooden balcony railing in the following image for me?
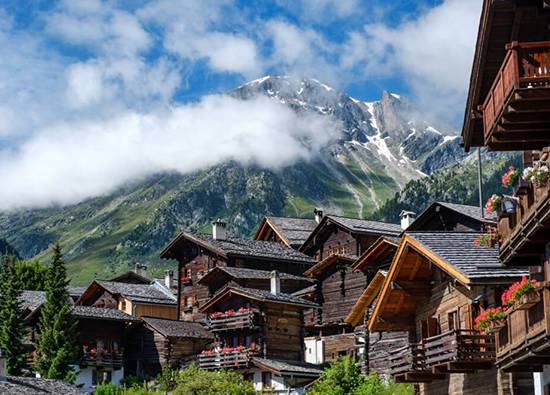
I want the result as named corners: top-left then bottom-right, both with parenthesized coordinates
top-left (498, 177), bottom-right (550, 265)
top-left (481, 41), bottom-right (550, 145)
top-left (205, 310), bottom-right (259, 332)
top-left (390, 343), bottom-right (426, 377)
top-left (496, 286), bottom-right (550, 371)
top-left (80, 351), bottom-right (123, 368)
top-left (197, 348), bottom-right (257, 370)
top-left (424, 330), bottom-right (495, 372)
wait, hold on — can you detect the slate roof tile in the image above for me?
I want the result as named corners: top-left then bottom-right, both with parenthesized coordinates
top-left (265, 217), bottom-right (317, 247)
top-left (97, 281), bottom-right (176, 305)
top-left (0, 377), bottom-right (85, 394)
top-left (327, 216), bottom-right (402, 235)
top-left (142, 316), bottom-right (214, 339)
top-left (252, 357), bottom-right (322, 376)
top-left (71, 305), bottom-right (139, 322)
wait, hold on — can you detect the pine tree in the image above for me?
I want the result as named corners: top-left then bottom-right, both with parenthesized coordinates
top-left (0, 255), bottom-right (27, 375)
top-left (34, 243), bottom-right (78, 382)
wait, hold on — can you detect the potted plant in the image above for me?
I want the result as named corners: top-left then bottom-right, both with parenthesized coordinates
top-left (501, 276), bottom-right (541, 310)
top-left (485, 194), bottom-right (502, 216)
top-left (475, 307), bottom-right (507, 333)
top-left (473, 226), bottom-right (500, 248)
top-left (524, 162), bottom-right (549, 201)
top-left (502, 166), bottom-right (528, 195)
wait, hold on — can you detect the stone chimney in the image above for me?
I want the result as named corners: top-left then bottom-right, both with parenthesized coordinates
top-left (270, 270), bottom-right (281, 295)
top-left (399, 210), bottom-right (416, 230)
top-left (313, 208), bottom-right (324, 224)
top-left (212, 219), bottom-right (227, 240)
top-left (134, 263), bottom-right (147, 278)
top-left (165, 270), bottom-right (174, 289)
top-left (0, 349), bottom-right (6, 382)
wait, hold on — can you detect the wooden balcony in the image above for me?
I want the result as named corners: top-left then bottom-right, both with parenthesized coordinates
top-left (197, 348), bottom-right (257, 370)
top-left (496, 286), bottom-right (550, 372)
top-left (80, 351), bottom-right (123, 369)
top-left (205, 310), bottom-right (259, 332)
top-left (498, 178), bottom-right (550, 265)
top-left (423, 330), bottom-right (495, 373)
top-left (389, 343), bottom-right (444, 383)
top-left (481, 41), bottom-right (550, 151)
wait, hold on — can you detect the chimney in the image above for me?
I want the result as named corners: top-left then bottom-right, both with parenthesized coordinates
top-left (165, 270), bottom-right (174, 289)
top-left (212, 219), bottom-right (227, 240)
top-left (313, 208), bottom-right (324, 224)
top-left (399, 210), bottom-right (416, 230)
top-left (270, 271), bottom-right (281, 295)
top-left (134, 263), bottom-right (147, 278)
top-left (0, 349), bottom-right (6, 382)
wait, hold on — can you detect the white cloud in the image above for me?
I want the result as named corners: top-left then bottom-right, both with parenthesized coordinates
top-left (275, 0), bottom-right (360, 22)
top-left (342, 0), bottom-right (481, 121)
top-left (0, 96), bottom-right (340, 210)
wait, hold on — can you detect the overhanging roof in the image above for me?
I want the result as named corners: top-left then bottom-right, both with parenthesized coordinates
top-left (351, 236), bottom-right (400, 272)
top-left (345, 270), bottom-right (387, 327)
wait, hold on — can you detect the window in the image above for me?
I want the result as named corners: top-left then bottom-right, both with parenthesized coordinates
top-left (92, 369), bottom-right (112, 385)
top-left (448, 310), bottom-right (459, 331)
top-left (262, 372), bottom-right (272, 388)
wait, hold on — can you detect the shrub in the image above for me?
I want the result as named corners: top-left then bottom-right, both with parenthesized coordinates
top-left (173, 364), bottom-right (256, 395)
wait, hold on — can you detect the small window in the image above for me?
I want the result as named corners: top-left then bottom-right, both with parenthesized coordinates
top-left (262, 372), bottom-right (272, 388)
top-left (92, 369), bottom-right (112, 385)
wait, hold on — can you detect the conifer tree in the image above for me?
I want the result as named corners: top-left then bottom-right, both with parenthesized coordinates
top-left (0, 255), bottom-right (26, 375)
top-left (34, 243), bottom-right (77, 382)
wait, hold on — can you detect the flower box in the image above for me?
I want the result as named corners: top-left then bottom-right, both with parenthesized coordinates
top-left (486, 318), bottom-right (506, 333)
top-left (516, 290), bottom-right (541, 310)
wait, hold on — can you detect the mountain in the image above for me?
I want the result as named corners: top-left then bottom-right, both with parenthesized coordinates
top-left (0, 238), bottom-right (19, 258)
top-left (0, 76), bottom-right (468, 283)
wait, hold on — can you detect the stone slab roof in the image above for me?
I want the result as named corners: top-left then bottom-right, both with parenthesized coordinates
top-left (71, 306), bottom-right (140, 322)
top-left (189, 234), bottom-right (316, 264)
top-left (327, 216), bottom-right (402, 235)
top-left (97, 281), bottom-right (176, 305)
top-left (20, 290), bottom-right (46, 312)
top-left (67, 286), bottom-right (87, 298)
top-left (142, 316), bottom-right (214, 339)
top-left (252, 357), bottom-right (322, 377)
top-left (0, 377), bottom-right (85, 394)
top-left (200, 266), bottom-right (313, 283)
top-left (265, 217), bottom-right (317, 247)
top-left (407, 231), bottom-right (527, 281)
top-left (436, 201), bottom-right (497, 222)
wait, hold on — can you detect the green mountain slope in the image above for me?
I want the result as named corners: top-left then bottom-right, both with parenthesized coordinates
top-left (370, 152), bottom-right (520, 223)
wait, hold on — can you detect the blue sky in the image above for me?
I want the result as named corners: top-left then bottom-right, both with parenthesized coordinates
top-left (0, 0), bottom-right (482, 209)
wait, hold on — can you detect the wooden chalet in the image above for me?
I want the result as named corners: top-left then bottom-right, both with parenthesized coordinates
top-left (160, 221), bottom-right (316, 321)
top-left (297, 215), bottom-right (401, 364)
top-left (369, 231), bottom-right (529, 394)
top-left (125, 317), bottom-right (214, 377)
top-left (197, 277), bottom-right (322, 393)
top-left (405, 201), bottom-right (496, 232)
top-left (71, 306), bottom-right (140, 391)
top-left (254, 216), bottom-right (317, 249)
top-left (462, 1), bottom-right (550, 389)
top-left (77, 280), bottom-right (177, 319)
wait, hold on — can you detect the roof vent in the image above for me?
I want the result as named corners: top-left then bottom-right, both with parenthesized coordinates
top-left (313, 208), bottom-right (324, 224)
top-left (399, 210), bottom-right (416, 230)
top-left (212, 219), bottom-right (227, 240)
top-left (270, 270), bottom-right (281, 295)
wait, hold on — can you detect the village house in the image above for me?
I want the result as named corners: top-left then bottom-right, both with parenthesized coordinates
top-left (197, 271), bottom-right (322, 394)
top-left (369, 231), bottom-right (528, 394)
top-left (125, 316), bottom-right (214, 378)
top-left (160, 220), bottom-right (316, 321)
top-left (76, 279), bottom-right (177, 319)
top-left (254, 215), bottom-right (318, 249)
top-left (297, 213), bottom-right (402, 364)
top-left (461, 0), bottom-right (550, 392)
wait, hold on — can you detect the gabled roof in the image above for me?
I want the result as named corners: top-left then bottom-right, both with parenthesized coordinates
top-left (407, 201), bottom-right (495, 232)
top-left (352, 236), bottom-right (400, 272)
top-left (79, 280), bottom-right (176, 306)
top-left (0, 376), bottom-right (85, 395)
top-left (109, 271), bottom-right (151, 284)
top-left (300, 215), bottom-right (401, 252)
top-left (407, 232), bottom-right (526, 281)
top-left (161, 232), bottom-right (316, 265)
top-left (369, 232), bottom-right (528, 332)
top-left (197, 266), bottom-right (313, 285)
top-left (199, 285), bottom-right (319, 312)
top-left (345, 270), bottom-right (387, 327)
top-left (141, 316), bottom-right (214, 339)
top-left (252, 357), bottom-right (322, 378)
top-left (20, 290), bottom-right (46, 313)
top-left (71, 306), bottom-right (140, 322)
top-left (303, 254), bottom-right (357, 277)
top-left (254, 216), bottom-right (317, 248)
